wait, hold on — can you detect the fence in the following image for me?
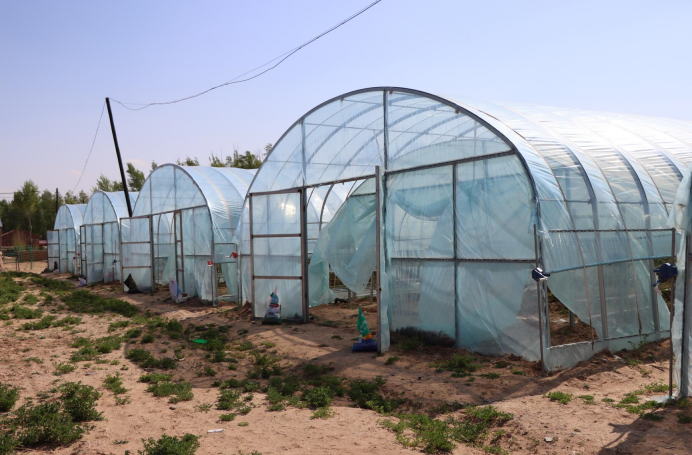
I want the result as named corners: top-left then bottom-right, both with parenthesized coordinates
top-left (1, 247), bottom-right (48, 272)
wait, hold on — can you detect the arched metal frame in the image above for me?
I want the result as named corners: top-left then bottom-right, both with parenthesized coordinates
top-left (53, 204), bottom-right (86, 274)
top-left (239, 87), bottom-right (692, 369)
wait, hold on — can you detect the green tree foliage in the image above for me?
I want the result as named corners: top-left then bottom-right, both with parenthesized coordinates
top-left (12, 181), bottom-right (40, 241)
top-left (126, 163), bottom-right (146, 192)
top-left (176, 156), bottom-right (200, 166)
top-left (151, 161), bottom-right (159, 171)
top-left (63, 190), bottom-right (88, 204)
top-left (91, 174), bottom-right (124, 193)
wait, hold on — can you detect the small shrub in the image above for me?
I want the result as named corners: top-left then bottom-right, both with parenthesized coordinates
top-left (303, 387), bottom-right (333, 408)
top-left (220, 413), bottom-right (236, 421)
top-left (546, 391), bottom-right (572, 405)
top-left (602, 398), bottom-right (615, 403)
top-left (0, 382), bottom-right (20, 412)
top-left (347, 377), bottom-right (400, 414)
top-left (642, 412), bottom-right (664, 421)
top-left (139, 433), bottom-right (200, 455)
top-left (142, 333), bottom-right (156, 344)
top-left (54, 362), bottom-right (77, 376)
top-left (11, 304), bottom-right (43, 319)
top-left (311, 407), bottom-right (335, 419)
top-left (115, 395), bottom-right (131, 405)
top-left (480, 373), bottom-right (500, 379)
top-left (13, 401), bottom-right (88, 447)
top-left (511, 368), bottom-right (525, 376)
top-left (62, 290), bottom-right (138, 317)
top-left (104, 373), bottom-right (128, 395)
top-left (195, 403), bottom-right (213, 413)
top-left (59, 382), bottom-right (102, 422)
top-left (578, 395), bottom-right (596, 405)
top-left (677, 413), bottom-right (692, 423)
top-left (236, 341), bottom-right (254, 351)
top-left (237, 421), bottom-right (249, 427)
top-left (644, 381), bottom-right (669, 393)
top-left (302, 363), bottom-right (334, 377)
top-left (433, 354), bottom-right (478, 378)
top-left (146, 382), bottom-right (193, 403)
top-left (197, 366), bottom-right (217, 377)
top-left (126, 348), bottom-right (153, 362)
top-left (139, 373), bottom-right (173, 384)
top-left (217, 389), bottom-right (243, 411)
top-left (108, 320), bottom-right (131, 332)
top-left (385, 356), bottom-right (400, 365)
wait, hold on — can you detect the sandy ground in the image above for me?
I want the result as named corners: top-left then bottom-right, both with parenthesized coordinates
top-left (1, 272), bottom-right (692, 455)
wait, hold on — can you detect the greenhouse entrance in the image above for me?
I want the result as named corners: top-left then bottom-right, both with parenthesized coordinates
top-left (151, 209), bottom-right (189, 297)
top-left (81, 223), bottom-right (105, 284)
top-left (46, 230), bottom-right (59, 272)
top-left (249, 188), bottom-right (309, 323)
top-left (120, 215), bottom-right (154, 293)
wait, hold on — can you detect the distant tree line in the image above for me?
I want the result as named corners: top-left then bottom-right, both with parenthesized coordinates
top-left (0, 145), bottom-right (270, 240)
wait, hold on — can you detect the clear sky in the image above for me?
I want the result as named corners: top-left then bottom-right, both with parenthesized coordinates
top-left (1, 0), bottom-right (691, 198)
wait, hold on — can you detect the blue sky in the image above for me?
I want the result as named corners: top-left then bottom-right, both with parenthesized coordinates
top-left (1, 0), bottom-right (691, 197)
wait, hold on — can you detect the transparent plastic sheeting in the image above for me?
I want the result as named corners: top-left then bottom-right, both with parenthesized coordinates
top-left (53, 204), bottom-right (86, 274)
top-left (47, 231), bottom-right (59, 271)
top-left (671, 169), bottom-right (692, 396)
top-left (235, 88), bottom-right (692, 362)
top-left (132, 165), bottom-right (255, 301)
top-left (83, 191), bottom-right (138, 284)
top-left (120, 217), bottom-right (152, 293)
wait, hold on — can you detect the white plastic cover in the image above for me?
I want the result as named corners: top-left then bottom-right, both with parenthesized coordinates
top-left (53, 204), bottom-right (86, 273)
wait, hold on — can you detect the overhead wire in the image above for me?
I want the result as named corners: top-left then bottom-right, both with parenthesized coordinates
top-left (110, 0), bottom-right (383, 110)
top-left (71, 101), bottom-right (106, 193)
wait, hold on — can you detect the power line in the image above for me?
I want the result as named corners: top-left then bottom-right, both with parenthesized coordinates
top-left (111, 0), bottom-right (383, 111)
top-left (72, 101), bottom-right (106, 192)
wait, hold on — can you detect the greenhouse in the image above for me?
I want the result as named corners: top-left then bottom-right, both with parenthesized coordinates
top-left (81, 191), bottom-right (138, 284)
top-left (121, 164), bottom-right (256, 301)
top-left (235, 87), bottom-right (692, 372)
top-left (49, 204), bottom-right (87, 274)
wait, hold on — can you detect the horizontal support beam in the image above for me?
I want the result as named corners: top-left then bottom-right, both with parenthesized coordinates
top-left (122, 241), bottom-right (151, 245)
top-left (253, 275), bottom-right (302, 280)
top-left (385, 150), bottom-right (516, 176)
top-left (252, 233), bottom-right (301, 239)
top-left (548, 228), bottom-right (674, 233)
top-left (390, 257), bottom-right (535, 263)
top-left (122, 266), bottom-right (152, 270)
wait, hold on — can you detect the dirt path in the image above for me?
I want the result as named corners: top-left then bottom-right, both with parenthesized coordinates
top-left (1, 272), bottom-right (691, 455)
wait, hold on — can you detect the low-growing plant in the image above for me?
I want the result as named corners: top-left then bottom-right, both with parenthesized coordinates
top-left (311, 407), bottom-right (335, 419)
top-left (220, 413), bottom-right (236, 421)
top-left (62, 290), bottom-right (139, 317)
top-left (578, 395), bottom-right (596, 405)
top-left (195, 403), bottom-right (213, 412)
top-left (139, 433), bottom-right (200, 455)
top-left (104, 373), bottom-right (128, 395)
top-left (433, 354), bottom-right (478, 378)
top-left (347, 377), bottom-right (400, 414)
top-left (142, 333), bottom-right (156, 344)
top-left (12, 401), bottom-right (89, 447)
top-left (139, 373), bottom-right (173, 384)
top-left (546, 391), bottom-right (572, 405)
top-left (385, 356), bottom-right (400, 365)
top-left (677, 413), bottom-right (692, 423)
top-left (59, 382), bottom-right (102, 422)
top-left (481, 372), bottom-right (500, 379)
top-left (303, 386), bottom-right (333, 408)
top-left (108, 320), bottom-right (131, 332)
top-left (146, 381), bottom-right (193, 403)
top-left (0, 382), bottom-right (20, 412)
top-left (54, 362), bottom-right (77, 376)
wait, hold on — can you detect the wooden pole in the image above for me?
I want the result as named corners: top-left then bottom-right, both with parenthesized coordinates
top-left (105, 98), bottom-right (133, 217)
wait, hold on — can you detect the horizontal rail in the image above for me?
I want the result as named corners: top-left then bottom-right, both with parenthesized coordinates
top-left (122, 241), bottom-right (151, 245)
top-left (252, 233), bottom-right (301, 239)
top-left (122, 266), bottom-right (152, 269)
top-left (548, 228), bottom-right (674, 233)
top-left (390, 257), bottom-right (535, 263)
top-left (385, 150), bottom-right (516, 176)
top-left (253, 275), bottom-right (302, 280)
top-left (250, 189), bottom-right (301, 197)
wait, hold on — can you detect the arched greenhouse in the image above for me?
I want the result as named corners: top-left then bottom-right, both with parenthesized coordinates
top-left (235, 87), bottom-right (692, 372)
top-left (121, 164), bottom-right (256, 301)
top-left (82, 191), bottom-right (138, 284)
top-left (49, 204), bottom-right (87, 274)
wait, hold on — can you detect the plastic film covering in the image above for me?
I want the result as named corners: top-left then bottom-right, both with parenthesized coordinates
top-left (133, 165), bottom-right (255, 301)
top-left (120, 217), bottom-right (152, 293)
top-left (83, 191), bottom-right (138, 284)
top-left (237, 87), bottom-right (691, 365)
top-left (53, 204), bottom-right (86, 273)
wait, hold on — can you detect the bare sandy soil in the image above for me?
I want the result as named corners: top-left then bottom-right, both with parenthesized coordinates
top-left (1, 272), bottom-right (692, 455)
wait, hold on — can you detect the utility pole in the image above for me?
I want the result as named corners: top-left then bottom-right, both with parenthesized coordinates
top-left (55, 188), bottom-right (59, 213)
top-left (105, 97), bottom-right (133, 217)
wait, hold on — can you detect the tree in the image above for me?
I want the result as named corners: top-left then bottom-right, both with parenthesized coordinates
top-left (228, 150), bottom-right (262, 169)
top-left (209, 153), bottom-right (225, 167)
top-left (176, 156), bottom-right (199, 166)
top-left (126, 163), bottom-right (146, 191)
top-left (151, 161), bottom-right (159, 172)
top-left (91, 174), bottom-right (124, 193)
top-left (13, 180), bottom-right (39, 243)
top-left (264, 143), bottom-right (273, 158)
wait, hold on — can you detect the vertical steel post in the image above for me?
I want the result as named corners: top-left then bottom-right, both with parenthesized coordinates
top-left (149, 216), bottom-right (155, 294)
top-left (453, 164), bottom-right (459, 345)
top-left (249, 195), bottom-right (255, 316)
top-left (105, 98), bottom-right (133, 217)
top-left (375, 166), bottom-right (382, 353)
top-left (534, 225), bottom-right (546, 374)
top-left (670, 228), bottom-right (677, 397)
top-left (301, 188), bottom-right (309, 323)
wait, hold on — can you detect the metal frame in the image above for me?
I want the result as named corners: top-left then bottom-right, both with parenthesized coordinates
top-left (80, 225), bottom-right (87, 279)
top-left (119, 214), bottom-right (155, 294)
top-left (46, 229), bottom-right (59, 271)
top-left (102, 221), bottom-right (120, 283)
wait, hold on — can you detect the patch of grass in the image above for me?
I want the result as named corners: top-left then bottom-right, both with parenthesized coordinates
top-left (21, 315), bottom-right (56, 330)
top-left (433, 354), bottom-right (478, 378)
top-left (146, 382), bottom-right (193, 403)
top-left (238, 421), bottom-right (249, 427)
top-left (59, 382), bottom-right (102, 422)
top-left (644, 381), bottom-right (669, 393)
top-left (11, 304), bottom-right (43, 319)
top-left (511, 368), bottom-right (525, 376)
top-left (195, 403), bottom-right (213, 412)
top-left (125, 328), bottom-right (142, 339)
top-left (311, 407), bottom-right (335, 419)
top-left (302, 363), bottom-right (334, 377)
top-left (578, 395), bottom-right (596, 405)
top-left (0, 382), bottom-right (20, 412)
top-left (139, 373), bottom-right (173, 384)
top-left (11, 401), bottom-right (89, 448)
top-left (54, 362), bottom-right (77, 376)
top-left (259, 341), bottom-right (276, 348)
top-left (25, 357), bottom-right (43, 364)
top-left (115, 395), bottom-right (131, 405)
top-left (126, 349), bottom-right (176, 369)
top-left (493, 361), bottom-right (509, 369)
top-left (108, 320), bottom-right (131, 332)
top-left (197, 366), bottom-right (217, 377)
top-left (103, 373), bottom-right (128, 395)
top-left (236, 341), bottom-right (254, 351)
top-left (642, 412), bottom-right (664, 421)
top-left (22, 294), bottom-right (39, 305)
top-left (602, 397), bottom-right (615, 403)
top-left (0, 273), bottom-right (25, 304)
top-left (385, 356), bottom-right (400, 365)
top-left (347, 376), bottom-right (401, 414)
top-left (546, 391), bottom-right (572, 405)
top-left (480, 373), bottom-right (500, 379)
top-left (303, 386), bottom-right (333, 408)
top-left (380, 405), bottom-right (513, 453)
top-left (141, 333), bottom-right (156, 343)
top-left (677, 413), bottom-right (692, 423)
top-left (220, 413), bottom-right (236, 422)
top-left (318, 320), bottom-right (340, 328)
top-left (140, 434), bottom-right (200, 455)
top-left (62, 290), bottom-right (139, 317)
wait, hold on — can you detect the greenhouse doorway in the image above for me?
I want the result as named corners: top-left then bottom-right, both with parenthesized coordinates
top-left (82, 223), bottom-right (105, 284)
top-left (80, 226), bottom-right (87, 279)
top-left (248, 188), bottom-right (308, 322)
top-left (46, 230), bottom-right (59, 272)
top-left (119, 215), bottom-right (154, 293)
top-left (65, 227), bottom-right (78, 275)
top-left (103, 221), bottom-right (120, 283)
